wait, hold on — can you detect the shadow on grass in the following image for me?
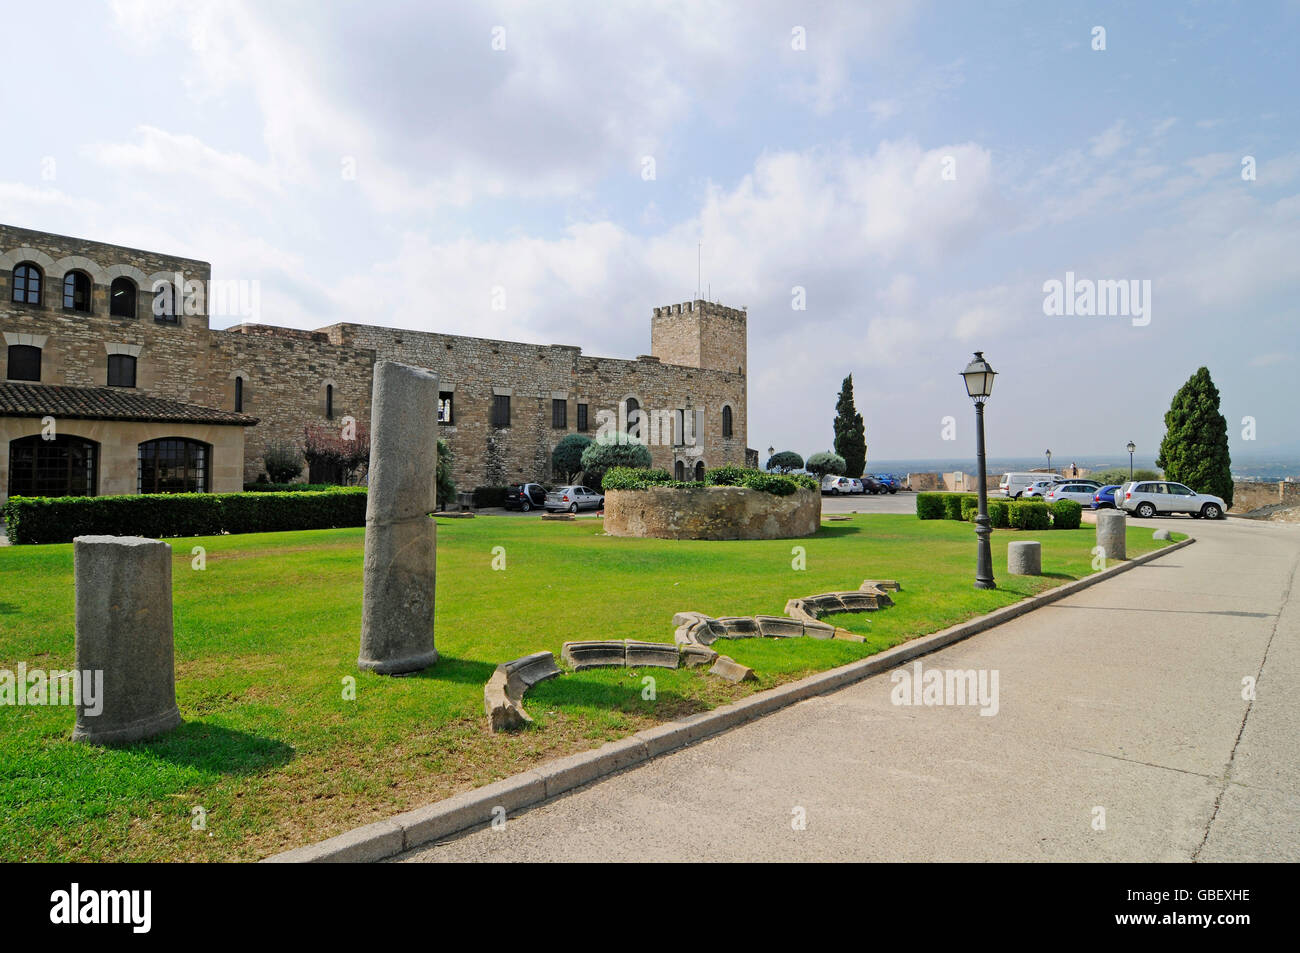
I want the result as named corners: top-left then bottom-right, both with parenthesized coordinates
top-left (406, 656), bottom-right (497, 686)
top-left (134, 721), bottom-right (295, 775)
top-left (0, 602), bottom-right (19, 614)
top-left (813, 525), bottom-right (862, 538)
top-left (526, 676), bottom-right (713, 720)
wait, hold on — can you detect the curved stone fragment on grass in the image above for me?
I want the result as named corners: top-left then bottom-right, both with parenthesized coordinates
top-left (709, 654), bottom-right (756, 683)
top-left (561, 640), bottom-right (627, 670)
top-left (484, 650), bottom-right (562, 732)
top-left (680, 644), bottom-right (719, 668)
top-left (625, 641), bottom-right (680, 669)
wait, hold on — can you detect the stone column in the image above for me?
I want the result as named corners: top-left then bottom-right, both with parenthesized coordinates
top-left (1096, 510), bottom-right (1127, 562)
top-left (358, 360), bottom-right (440, 674)
top-left (72, 536), bottom-right (182, 744)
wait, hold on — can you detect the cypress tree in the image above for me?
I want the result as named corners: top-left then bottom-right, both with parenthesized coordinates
top-left (1156, 366), bottom-right (1233, 507)
top-left (833, 374), bottom-right (867, 478)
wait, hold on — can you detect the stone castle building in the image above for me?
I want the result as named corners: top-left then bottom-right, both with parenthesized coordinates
top-left (0, 224), bottom-right (750, 503)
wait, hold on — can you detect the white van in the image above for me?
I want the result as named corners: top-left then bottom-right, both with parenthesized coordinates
top-left (999, 472), bottom-right (1059, 498)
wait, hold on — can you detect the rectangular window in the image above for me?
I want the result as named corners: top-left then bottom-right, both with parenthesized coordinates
top-left (153, 285), bottom-right (180, 324)
top-left (438, 391), bottom-right (454, 424)
top-left (492, 394), bottom-right (511, 428)
top-left (107, 354), bottom-right (137, 388)
top-left (552, 398), bottom-right (567, 429)
top-left (577, 403), bottom-right (588, 432)
top-left (6, 345), bottom-right (41, 381)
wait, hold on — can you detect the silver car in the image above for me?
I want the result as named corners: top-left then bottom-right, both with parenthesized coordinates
top-left (1044, 482), bottom-right (1098, 506)
top-left (1021, 480), bottom-right (1054, 499)
top-left (1116, 481), bottom-right (1226, 519)
top-left (545, 485), bottom-right (604, 513)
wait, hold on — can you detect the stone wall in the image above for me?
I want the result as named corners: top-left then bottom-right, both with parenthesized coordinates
top-left (603, 486), bottom-right (820, 540)
top-left (1233, 480), bottom-right (1300, 513)
top-left (322, 319), bottom-right (747, 490)
top-left (2, 226), bottom-right (749, 493)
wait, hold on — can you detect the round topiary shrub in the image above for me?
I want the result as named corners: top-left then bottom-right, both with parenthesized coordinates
top-left (552, 433), bottom-right (593, 483)
top-left (1049, 499), bottom-right (1083, 529)
top-left (806, 451), bottom-right (847, 477)
top-left (580, 432), bottom-right (652, 490)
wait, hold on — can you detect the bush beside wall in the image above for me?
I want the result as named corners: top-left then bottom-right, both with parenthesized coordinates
top-left (2, 489), bottom-right (368, 545)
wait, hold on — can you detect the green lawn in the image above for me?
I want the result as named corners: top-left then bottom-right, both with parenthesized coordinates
top-left (0, 513), bottom-right (1181, 861)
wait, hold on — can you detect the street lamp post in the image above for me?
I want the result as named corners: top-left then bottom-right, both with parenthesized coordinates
top-left (961, 352), bottom-right (998, 590)
top-left (1127, 441), bottom-right (1135, 480)
top-left (767, 446), bottom-right (775, 472)
top-left (1045, 449), bottom-right (1052, 473)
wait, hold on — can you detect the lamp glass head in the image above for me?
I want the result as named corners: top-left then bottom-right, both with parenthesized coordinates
top-left (961, 351), bottom-right (997, 400)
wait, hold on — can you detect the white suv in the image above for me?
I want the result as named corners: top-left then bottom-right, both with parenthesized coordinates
top-left (1116, 481), bottom-right (1226, 519)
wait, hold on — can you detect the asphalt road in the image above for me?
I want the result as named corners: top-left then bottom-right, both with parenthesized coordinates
top-left (399, 514), bottom-right (1300, 862)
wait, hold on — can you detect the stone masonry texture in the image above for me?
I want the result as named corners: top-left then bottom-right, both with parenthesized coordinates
top-left (1, 224), bottom-right (749, 492)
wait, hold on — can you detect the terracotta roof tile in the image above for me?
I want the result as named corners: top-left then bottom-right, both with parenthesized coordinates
top-left (0, 381), bottom-right (258, 426)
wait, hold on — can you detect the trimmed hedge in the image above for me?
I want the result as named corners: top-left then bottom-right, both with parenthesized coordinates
top-left (1049, 499), bottom-right (1083, 529)
top-left (601, 466), bottom-right (812, 497)
top-left (2, 489), bottom-right (368, 545)
top-left (960, 496), bottom-right (979, 521)
top-left (916, 492), bottom-right (945, 519)
top-left (472, 485), bottom-right (511, 508)
top-left (243, 482), bottom-right (341, 493)
top-left (988, 500), bottom-right (1010, 529)
top-left (1008, 500), bottom-right (1050, 530)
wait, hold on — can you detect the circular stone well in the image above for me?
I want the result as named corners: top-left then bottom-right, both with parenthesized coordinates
top-left (602, 486), bottom-right (821, 540)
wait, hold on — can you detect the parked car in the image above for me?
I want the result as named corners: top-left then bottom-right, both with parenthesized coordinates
top-left (544, 485), bottom-right (604, 513)
top-left (1000, 472), bottom-right (1054, 498)
top-left (871, 474), bottom-right (900, 493)
top-left (1021, 480), bottom-right (1054, 499)
top-left (821, 475), bottom-right (855, 495)
top-left (1091, 485), bottom-right (1121, 509)
top-left (1116, 481), bottom-right (1226, 519)
top-left (1044, 482), bottom-right (1099, 506)
top-left (504, 482), bottom-right (548, 512)
top-left (859, 475), bottom-right (884, 494)
top-left (845, 477), bottom-right (864, 494)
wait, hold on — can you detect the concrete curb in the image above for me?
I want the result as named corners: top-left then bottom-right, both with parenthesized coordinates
top-left (264, 535), bottom-right (1194, 863)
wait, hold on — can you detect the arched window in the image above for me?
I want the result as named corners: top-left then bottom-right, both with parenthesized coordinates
top-left (625, 397), bottom-right (640, 440)
top-left (674, 460), bottom-right (684, 481)
top-left (234, 376), bottom-right (244, 412)
top-left (8, 434), bottom-right (98, 498)
top-left (694, 460), bottom-right (705, 481)
top-left (107, 354), bottom-right (137, 388)
top-left (63, 271), bottom-right (92, 312)
top-left (6, 344), bottom-right (41, 382)
top-left (110, 277), bottom-right (137, 318)
top-left (11, 263), bottom-right (42, 305)
top-left (138, 438), bottom-right (210, 494)
top-left (325, 384), bottom-right (334, 419)
top-left (722, 405), bottom-right (733, 439)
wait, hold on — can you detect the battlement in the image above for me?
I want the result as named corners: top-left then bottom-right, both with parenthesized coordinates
top-left (652, 299), bottom-right (747, 322)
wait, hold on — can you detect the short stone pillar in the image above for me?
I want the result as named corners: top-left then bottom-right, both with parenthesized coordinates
top-left (1096, 510), bottom-right (1127, 562)
top-left (1007, 540), bottom-right (1042, 575)
top-left (72, 536), bottom-right (182, 744)
top-left (358, 361), bottom-right (440, 675)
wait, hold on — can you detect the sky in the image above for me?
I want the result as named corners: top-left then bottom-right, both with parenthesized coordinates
top-left (1, 0), bottom-right (1297, 464)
